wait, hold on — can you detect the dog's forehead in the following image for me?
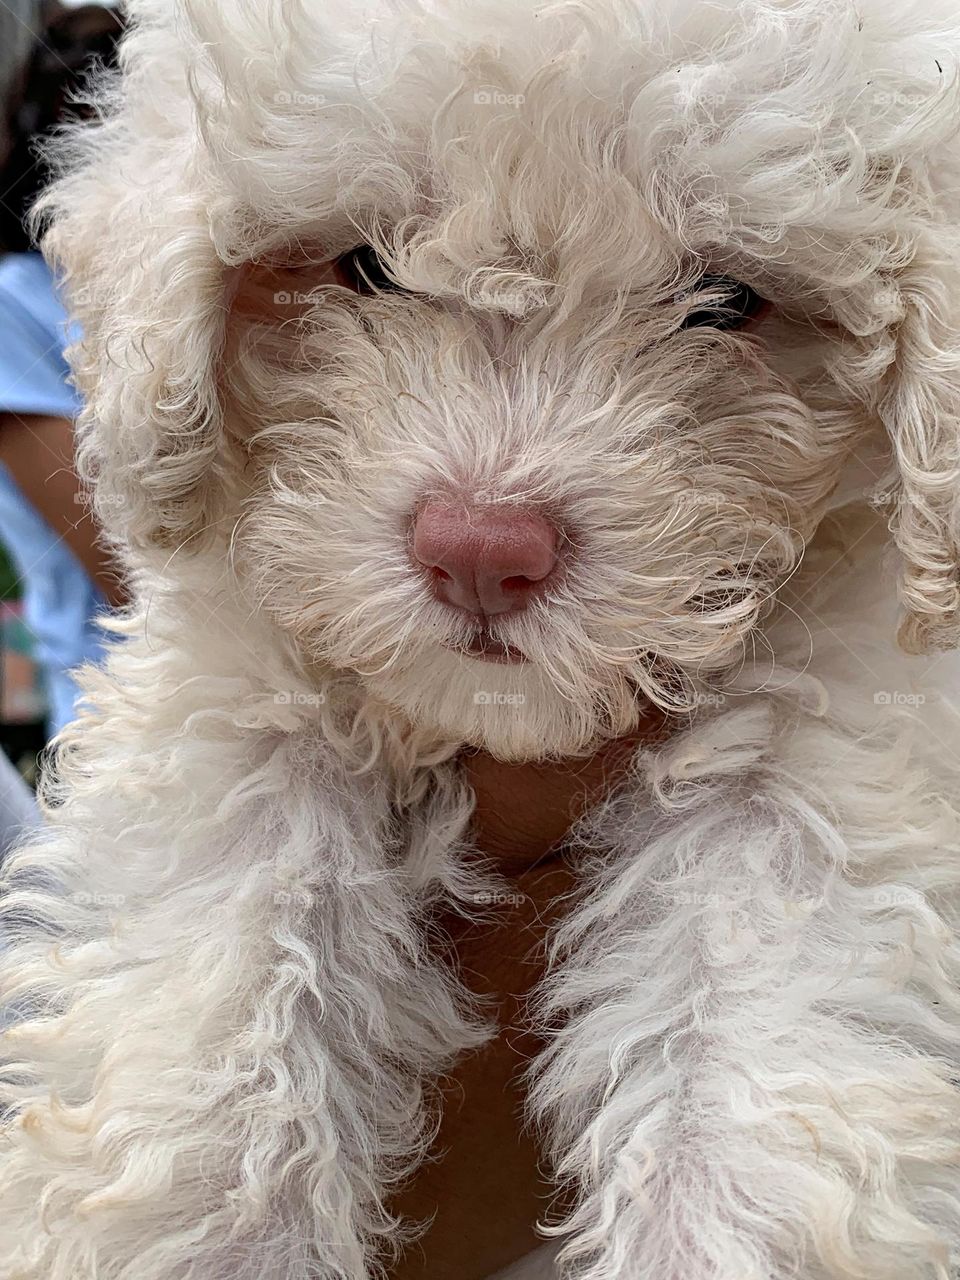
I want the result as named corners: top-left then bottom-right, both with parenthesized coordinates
top-left (183, 0), bottom-right (955, 109)
top-left (151, 0), bottom-right (960, 280)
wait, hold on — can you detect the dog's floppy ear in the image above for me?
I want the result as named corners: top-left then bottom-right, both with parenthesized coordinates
top-left (35, 10), bottom-right (228, 558)
top-left (872, 221), bottom-right (960, 654)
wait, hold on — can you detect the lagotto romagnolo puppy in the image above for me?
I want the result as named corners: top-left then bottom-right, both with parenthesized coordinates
top-left (2, 0), bottom-right (960, 1277)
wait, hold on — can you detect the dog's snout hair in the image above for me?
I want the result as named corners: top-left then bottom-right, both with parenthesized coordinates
top-left (223, 294), bottom-right (831, 755)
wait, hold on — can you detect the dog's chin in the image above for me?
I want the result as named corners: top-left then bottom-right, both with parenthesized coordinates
top-left (361, 644), bottom-right (640, 763)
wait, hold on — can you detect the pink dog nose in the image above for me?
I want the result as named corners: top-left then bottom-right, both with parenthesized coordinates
top-left (413, 500), bottom-right (558, 616)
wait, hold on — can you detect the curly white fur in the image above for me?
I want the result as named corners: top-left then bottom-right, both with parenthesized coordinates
top-left (2, 0), bottom-right (960, 1276)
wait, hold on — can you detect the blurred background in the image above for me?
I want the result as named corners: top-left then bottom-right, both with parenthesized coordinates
top-left (0, 0), bottom-right (125, 853)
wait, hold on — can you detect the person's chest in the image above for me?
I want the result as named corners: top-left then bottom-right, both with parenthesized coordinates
top-left (386, 861), bottom-right (577, 1280)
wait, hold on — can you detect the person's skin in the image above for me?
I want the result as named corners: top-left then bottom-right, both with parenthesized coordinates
top-left (0, 9), bottom-right (124, 604)
top-left (389, 705), bottom-right (670, 1280)
top-left (0, 411), bottom-right (126, 607)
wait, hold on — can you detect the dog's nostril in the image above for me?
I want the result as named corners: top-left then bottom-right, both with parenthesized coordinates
top-left (413, 500), bottom-right (559, 617)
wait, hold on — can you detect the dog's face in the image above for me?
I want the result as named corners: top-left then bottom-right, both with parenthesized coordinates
top-left (46, 0), bottom-right (960, 760)
top-left (224, 183), bottom-right (848, 762)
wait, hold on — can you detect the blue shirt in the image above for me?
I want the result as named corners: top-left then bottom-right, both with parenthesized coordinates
top-left (0, 251), bottom-right (108, 735)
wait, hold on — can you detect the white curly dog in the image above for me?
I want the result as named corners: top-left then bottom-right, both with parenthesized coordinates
top-left (3, 0), bottom-right (960, 1277)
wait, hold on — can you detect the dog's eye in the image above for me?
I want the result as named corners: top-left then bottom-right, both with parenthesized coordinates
top-left (676, 275), bottom-right (768, 331)
top-left (334, 245), bottom-right (402, 295)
